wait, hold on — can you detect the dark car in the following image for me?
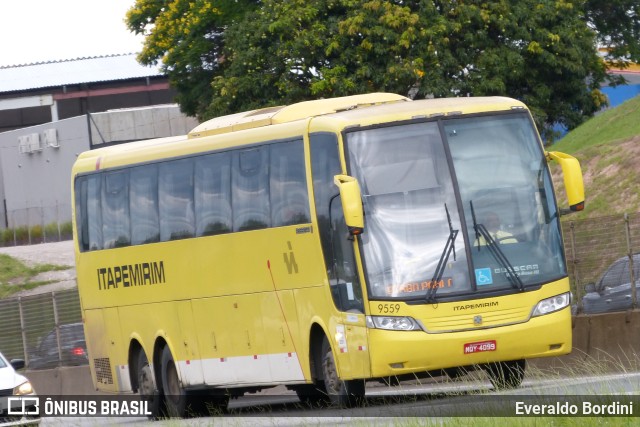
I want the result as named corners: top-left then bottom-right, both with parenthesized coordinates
top-left (581, 254), bottom-right (640, 314)
top-left (28, 323), bottom-right (88, 370)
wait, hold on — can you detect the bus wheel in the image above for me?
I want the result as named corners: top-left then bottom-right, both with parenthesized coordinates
top-left (293, 384), bottom-right (329, 407)
top-left (320, 337), bottom-right (365, 407)
top-left (486, 359), bottom-right (525, 390)
top-left (137, 351), bottom-right (163, 419)
top-left (161, 346), bottom-right (188, 417)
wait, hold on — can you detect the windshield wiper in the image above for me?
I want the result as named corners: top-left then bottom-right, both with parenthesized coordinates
top-left (470, 201), bottom-right (524, 291)
top-left (426, 204), bottom-right (458, 303)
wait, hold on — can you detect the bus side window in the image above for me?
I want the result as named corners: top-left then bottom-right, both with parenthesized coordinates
top-left (130, 165), bottom-right (160, 245)
top-left (102, 171), bottom-right (130, 249)
top-left (75, 174), bottom-right (103, 252)
top-left (195, 153), bottom-right (232, 236)
top-left (75, 177), bottom-right (89, 251)
top-left (86, 175), bottom-right (103, 250)
top-left (232, 147), bottom-right (270, 231)
top-left (270, 140), bottom-right (310, 226)
top-left (159, 159), bottom-right (195, 241)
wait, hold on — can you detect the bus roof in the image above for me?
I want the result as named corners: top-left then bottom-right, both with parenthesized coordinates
top-left (313, 95), bottom-right (527, 128)
top-left (187, 93), bottom-right (410, 138)
top-left (73, 94), bottom-right (528, 174)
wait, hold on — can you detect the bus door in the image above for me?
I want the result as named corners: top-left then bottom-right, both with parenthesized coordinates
top-left (310, 132), bottom-right (370, 380)
top-left (327, 183), bottom-right (370, 379)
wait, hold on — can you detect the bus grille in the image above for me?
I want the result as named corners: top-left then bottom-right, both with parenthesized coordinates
top-left (94, 357), bottom-right (114, 385)
top-left (423, 306), bottom-right (531, 333)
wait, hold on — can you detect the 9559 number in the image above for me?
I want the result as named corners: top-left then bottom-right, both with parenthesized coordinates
top-left (377, 303), bottom-right (401, 314)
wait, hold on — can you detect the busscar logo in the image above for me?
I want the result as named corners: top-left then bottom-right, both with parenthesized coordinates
top-left (453, 301), bottom-right (498, 311)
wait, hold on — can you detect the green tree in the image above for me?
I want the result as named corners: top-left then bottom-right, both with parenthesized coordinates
top-left (128, 1), bottom-right (639, 141)
top-left (125, 0), bottom-right (257, 118)
top-left (585, 0), bottom-right (640, 64)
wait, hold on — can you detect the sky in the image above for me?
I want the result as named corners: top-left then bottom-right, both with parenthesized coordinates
top-left (0, 0), bottom-right (145, 67)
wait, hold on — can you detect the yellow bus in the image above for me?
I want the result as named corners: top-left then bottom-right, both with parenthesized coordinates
top-left (72, 93), bottom-right (584, 416)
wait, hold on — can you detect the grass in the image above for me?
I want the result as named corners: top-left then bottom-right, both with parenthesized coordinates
top-left (548, 95), bottom-right (640, 220)
top-left (0, 253), bottom-right (70, 298)
top-left (552, 95), bottom-right (640, 153)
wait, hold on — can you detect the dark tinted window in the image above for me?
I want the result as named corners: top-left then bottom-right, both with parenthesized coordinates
top-left (130, 165), bottom-right (160, 245)
top-left (102, 171), bottom-right (130, 248)
top-left (270, 140), bottom-right (309, 226)
top-left (195, 153), bottom-right (232, 236)
top-left (76, 137), bottom-right (311, 251)
top-left (160, 159), bottom-right (195, 241)
top-left (86, 175), bottom-right (103, 250)
top-left (598, 259), bottom-right (626, 290)
top-left (233, 147), bottom-right (270, 231)
top-left (310, 133), bottom-right (341, 274)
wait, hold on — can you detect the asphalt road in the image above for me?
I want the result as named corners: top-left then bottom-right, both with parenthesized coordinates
top-left (38, 372), bottom-right (640, 425)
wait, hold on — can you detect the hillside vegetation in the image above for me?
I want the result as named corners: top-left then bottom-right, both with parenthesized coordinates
top-left (551, 95), bottom-right (640, 219)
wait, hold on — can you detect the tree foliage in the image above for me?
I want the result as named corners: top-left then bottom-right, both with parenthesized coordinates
top-left (125, 0), bottom-right (257, 117)
top-left (126, 0), bottom-right (640, 141)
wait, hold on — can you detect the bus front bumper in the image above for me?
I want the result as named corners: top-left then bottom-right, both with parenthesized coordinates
top-left (367, 307), bottom-right (571, 378)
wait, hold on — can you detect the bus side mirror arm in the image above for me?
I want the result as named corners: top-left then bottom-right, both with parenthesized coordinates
top-left (546, 151), bottom-right (585, 213)
top-left (333, 174), bottom-right (364, 236)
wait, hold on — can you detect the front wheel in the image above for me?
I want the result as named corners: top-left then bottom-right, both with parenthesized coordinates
top-left (321, 337), bottom-right (365, 407)
top-left (486, 359), bottom-right (526, 390)
top-left (293, 383), bottom-right (329, 407)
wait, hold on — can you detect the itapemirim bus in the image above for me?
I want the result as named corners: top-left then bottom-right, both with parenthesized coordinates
top-left (72, 93), bottom-right (584, 416)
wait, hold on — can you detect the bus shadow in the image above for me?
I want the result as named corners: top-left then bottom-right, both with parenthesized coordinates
top-left (186, 386), bottom-right (492, 418)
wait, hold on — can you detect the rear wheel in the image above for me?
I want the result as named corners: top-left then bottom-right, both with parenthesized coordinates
top-left (486, 359), bottom-right (526, 390)
top-left (136, 351), bottom-right (163, 419)
top-left (161, 346), bottom-right (189, 417)
top-left (321, 337), bottom-right (365, 407)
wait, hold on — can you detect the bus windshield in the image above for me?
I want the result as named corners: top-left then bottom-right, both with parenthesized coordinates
top-left (345, 112), bottom-right (566, 301)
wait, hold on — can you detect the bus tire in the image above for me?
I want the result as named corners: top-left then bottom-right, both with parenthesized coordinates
top-left (486, 359), bottom-right (525, 390)
top-left (320, 337), bottom-right (365, 407)
top-left (161, 346), bottom-right (188, 417)
top-left (137, 350), bottom-right (163, 419)
top-left (293, 383), bottom-right (329, 407)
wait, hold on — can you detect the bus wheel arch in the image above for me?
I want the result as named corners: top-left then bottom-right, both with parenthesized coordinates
top-left (128, 339), bottom-right (164, 419)
top-left (293, 324), bottom-right (329, 405)
top-left (308, 323), bottom-right (326, 384)
top-left (320, 335), bottom-right (365, 407)
top-left (128, 340), bottom-right (144, 392)
top-left (160, 344), bottom-right (189, 417)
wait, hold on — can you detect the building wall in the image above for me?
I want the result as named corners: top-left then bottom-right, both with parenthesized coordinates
top-left (0, 105), bottom-right (198, 230)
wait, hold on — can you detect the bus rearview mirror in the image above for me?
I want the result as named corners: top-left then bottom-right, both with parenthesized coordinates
top-left (333, 175), bottom-right (364, 235)
top-left (546, 151), bottom-right (585, 212)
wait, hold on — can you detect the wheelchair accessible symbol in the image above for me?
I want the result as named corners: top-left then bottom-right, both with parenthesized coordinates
top-left (475, 268), bottom-right (493, 286)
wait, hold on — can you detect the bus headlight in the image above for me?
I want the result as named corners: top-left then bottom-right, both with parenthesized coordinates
top-left (532, 292), bottom-right (571, 317)
top-left (366, 316), bottom-right (421, 331)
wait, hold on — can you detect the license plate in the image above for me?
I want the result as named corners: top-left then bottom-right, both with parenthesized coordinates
top-left (464, 340), bottom-right (496, 354)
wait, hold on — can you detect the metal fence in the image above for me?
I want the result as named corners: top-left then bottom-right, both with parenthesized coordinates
top-left (0, 289), bottom-right (86, 370)
top-left (0, 201), bottom-right (73, 247)
top-left (563, 212), bottom-right (640, 314)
